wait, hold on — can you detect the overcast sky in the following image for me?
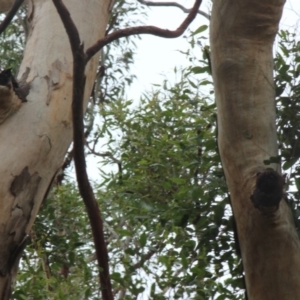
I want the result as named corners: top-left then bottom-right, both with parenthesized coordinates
top-left (127, 0), bottom-right (300, 99)
top-left (87, 0), bottom-right (300, 181)
top-left (127, 0), bottom-right (210, 99)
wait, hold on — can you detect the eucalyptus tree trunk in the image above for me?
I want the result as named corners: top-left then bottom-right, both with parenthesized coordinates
top-left (210, 0), bottom-right (300, 299)
top-left (0, 0), bottom-right (111, 297)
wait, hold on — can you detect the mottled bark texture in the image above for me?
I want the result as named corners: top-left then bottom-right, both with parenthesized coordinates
top-left (0, 0), bottom-right (111, 297)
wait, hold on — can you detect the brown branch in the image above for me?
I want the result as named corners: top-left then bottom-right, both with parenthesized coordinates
top-left (85, 145), bottom-right (121, 165)
top-left (132, 249), bottom-right (156, 269)
top-left (85, 0), bottom-right (202, 62)
top-left (52, 1), bottom-right (201, 298)
top-left (86, 145), bottom-right (123, 178)
top-left (112, 249), bottom-right (156, 297)
top-left (137, 0), bottom-right (210, 20)
top-left (0, 0), bottom-right (24, 35)
top-left (51, 1), bottom-right (113, 300)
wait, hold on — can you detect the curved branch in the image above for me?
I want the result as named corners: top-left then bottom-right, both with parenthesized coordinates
top-left (0, 0), bottom-right (24, 35)
top-left (51, 1), bottom-right (113, 300)
top-left (85, 0), bottom-right (202, 62)
top-left (137, 0), bottom-right (210, 20)
top-left (51, 1), bottom-right (201, 298)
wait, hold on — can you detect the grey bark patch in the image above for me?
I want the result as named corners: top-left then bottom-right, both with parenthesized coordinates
top-left (0, 69), bottom-right (26, 125)
top-left (10, 167), bottom-right (31, 197)
top-left (16, 67), bottom-right (31, 102)
top-left (45, 60), bottom-right (64, 105)
top-left (15, 82), bottom-right (30, 103)
top-left (0, 167), bottom-right (41, 276)
top-left (19, 67), bottom-right (30, 83)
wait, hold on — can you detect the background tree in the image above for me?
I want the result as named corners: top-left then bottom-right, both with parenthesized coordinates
top-left (211, 0), bottom-right (300, 299)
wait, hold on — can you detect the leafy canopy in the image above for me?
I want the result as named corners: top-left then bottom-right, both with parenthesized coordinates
top-left (2, 4), bottom-right (300, 300)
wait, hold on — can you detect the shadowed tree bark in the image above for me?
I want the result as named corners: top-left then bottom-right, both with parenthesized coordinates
top-left (210, 0), bottom-right (300, 299)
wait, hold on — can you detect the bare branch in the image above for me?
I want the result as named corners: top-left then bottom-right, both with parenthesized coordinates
top-left (137, 0), bottom-right (210, 20)
top-left (0, 0), bottom-right (24, 35)
top-left (132, 249), bottom-right (156, 269)
top-left (51, 1), bottom-right (113, 299)
top-left (85, 0), bottom-right (202, 62)
top-left (85, 146), bottom-right (121, 165)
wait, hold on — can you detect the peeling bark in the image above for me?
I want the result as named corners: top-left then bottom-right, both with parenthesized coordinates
top-left (0, 0), bottom-right (111, 297)
top-left (210, 0), bottom-right (300, 299)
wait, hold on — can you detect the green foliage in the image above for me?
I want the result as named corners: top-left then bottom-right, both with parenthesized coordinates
top-left (6, 4), bottom-right (300, 300)
top-left (275, 30), bottom-right (300, 170)
top-left (0, 12), bottom-right (26, 71)
top-left (15, 63), bottom-right (244, 298)
top-left (86, 64), bottom-right (243, 298)
top-left (96, 0), bottom-right (147, 104)
top-left (14, 184), bottom-right (98, 299)
top-left (274, 29), bottom-right (300, 232)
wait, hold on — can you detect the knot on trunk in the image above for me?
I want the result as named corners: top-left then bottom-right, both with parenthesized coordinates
top-left (251, 169), bottom-right (285, 213)
top-left (0, 69), bottom-right (27, 125)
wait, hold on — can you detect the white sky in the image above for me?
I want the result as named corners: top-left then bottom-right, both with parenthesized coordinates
top-left (127, 0), bottom-right (210, 98)
top-left (86, 0), bottom-right (300, 181)
top-left (87, 0), bottom-right (211, 181)
top-left (127, 0), bottom-right (300, 99)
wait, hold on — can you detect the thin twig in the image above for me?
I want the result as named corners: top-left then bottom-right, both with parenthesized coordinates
top-left (137, 0), bottom-right (210, 20)
top-left (85, 145), bottom-right (121, 164)
top-left (0, 0), bottom-right (24, 35)
top-left (132, 249), bottom-right (156, 269)
top-left (51, 1), bottom-right (113, 299)
top-left (112, 247), bottom-right (158, 297)
top-left (86, 146), bottom-right (123, 179)
top-left (85, 0), bottom-right (202, 62)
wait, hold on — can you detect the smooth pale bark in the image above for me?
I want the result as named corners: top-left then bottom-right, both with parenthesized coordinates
top-left (210, 0), bottom-right (300, 299)
top-left (0, 0), bottom-right (111, 297)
